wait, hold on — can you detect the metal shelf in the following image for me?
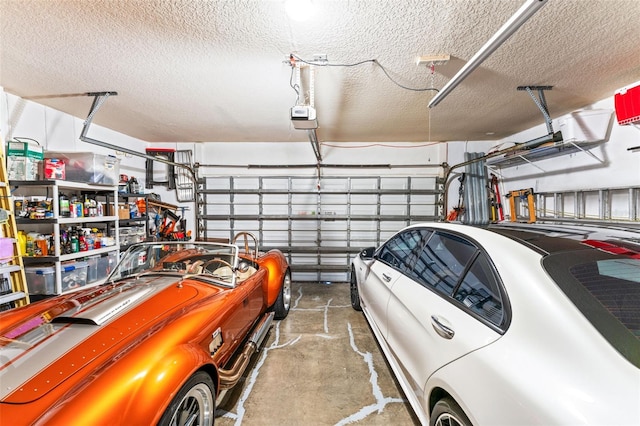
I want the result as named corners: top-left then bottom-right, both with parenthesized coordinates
top-left (12, 180), bottom-right (119, 296)
top-left (487, 140), bottom-right (604, 169)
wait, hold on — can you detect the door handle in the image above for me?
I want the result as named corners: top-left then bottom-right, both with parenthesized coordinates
top-left (382, 273), bottom-right (392, 282)
top-left (431, 315), bottom-right (455, 339)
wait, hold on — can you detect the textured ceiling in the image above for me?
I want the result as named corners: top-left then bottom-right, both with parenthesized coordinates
top-left (1, 0), bottom-right (639, 143)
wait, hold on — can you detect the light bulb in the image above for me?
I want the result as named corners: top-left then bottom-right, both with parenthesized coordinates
top-left (285, 0), bottom-right (315, 22)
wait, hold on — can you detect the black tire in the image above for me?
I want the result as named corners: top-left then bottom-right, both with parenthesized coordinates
top-left (430, 397), bottom-right (472, 426)
top-left (350, 266), bottom-right (362, 311)
top-left (158, 371), bottom-right (216, 426)
top-left (272, 269), bottom-right (291, 320)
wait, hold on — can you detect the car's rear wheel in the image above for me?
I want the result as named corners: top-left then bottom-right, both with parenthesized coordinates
top-left (350, 267), bottom-right (362, 311)
top-left (430, 397), bottom-right (471, 426)
top-left (159, 371), bottom-right (215, 426)
top-left (272, 270), bottom-right (291, 319)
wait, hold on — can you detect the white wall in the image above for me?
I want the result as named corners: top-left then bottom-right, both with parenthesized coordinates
top-left (1, 89), bottom-right (448, 239)
top-left (444, 95), bottom-right (640, 219)
top-left (185, 140), bottom-right (446, 178)
top-left (3, 86), bottom-right (637, 229)
top-left (0, 89), bottom-right (183, 226)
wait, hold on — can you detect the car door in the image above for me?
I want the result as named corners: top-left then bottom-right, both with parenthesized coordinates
top-left (360, 228), bottom-right (432, 338)
top-left (385, 230), bottom-right (504, 408)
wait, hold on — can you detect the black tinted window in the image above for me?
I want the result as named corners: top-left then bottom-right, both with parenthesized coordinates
top-left (544, 250), bottom-right (640, 369)
top-left (378, 229), bottom-right (432, 273)
top-left (454, 253), bottom-right (504, 326)
top-left (570, 259), bottom-right (640, 337)
top-left (412, 232), bottom-right (477, 295)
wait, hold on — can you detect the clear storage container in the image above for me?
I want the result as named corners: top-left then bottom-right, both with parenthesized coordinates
top-left (25, 265), bottom-right (55, 295)
top-left (61, 261), bottom-right (88, 292)
top-left (86, 254), bottom-right (101, 283)
top-left (44, 152), bottom-right (120, 185)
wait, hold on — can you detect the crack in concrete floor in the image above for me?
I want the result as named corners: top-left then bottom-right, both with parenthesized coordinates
top-left (216, 282), bottom-right (419, 425)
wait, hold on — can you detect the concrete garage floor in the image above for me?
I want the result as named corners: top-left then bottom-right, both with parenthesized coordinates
top-left (215, 282), bottom-right (420, 425)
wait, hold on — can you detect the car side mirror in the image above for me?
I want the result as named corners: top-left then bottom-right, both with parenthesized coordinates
top-left (359, 247), bottom-right (376, 260)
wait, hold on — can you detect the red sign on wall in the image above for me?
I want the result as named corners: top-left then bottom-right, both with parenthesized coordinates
top-left (614, 81), bottom-right (640, 125)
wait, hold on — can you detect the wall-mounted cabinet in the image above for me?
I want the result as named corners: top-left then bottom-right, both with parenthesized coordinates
top-left (11, 180), bottom-right (119, 297)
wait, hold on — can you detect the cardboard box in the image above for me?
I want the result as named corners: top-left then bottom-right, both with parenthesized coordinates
top-left (7, 141), bottom-right (44, 159)
top-left (7, 141), bottom-right (44, 181)
top-left (118, 204), bottom-right (130, 219)
top-left (42, 158), bottom-right (66, 180)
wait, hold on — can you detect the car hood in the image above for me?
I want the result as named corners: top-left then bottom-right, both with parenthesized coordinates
top-left (0, 276), bottom-right (221, 403)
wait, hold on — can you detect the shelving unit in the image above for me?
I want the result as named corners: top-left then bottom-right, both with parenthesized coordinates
top-left (117, 192), bottom-right (150, 250)
top-left (117, 193), bottom-right (180, 248)
top-left (11, 180), bottom-right (120, 296)
top-left (486, 139), bottom-right (605, 170)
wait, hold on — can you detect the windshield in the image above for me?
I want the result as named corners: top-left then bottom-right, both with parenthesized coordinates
top-left (108, 242), bottom-right (240, 287)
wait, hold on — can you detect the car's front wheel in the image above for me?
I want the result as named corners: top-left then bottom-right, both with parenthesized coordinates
top-left (158, 371), bottom-right (216, 426)
top-left (430, 397), bottom-right (471, 426)
top-left (272, 269), bottom-right (291, 319)
top-left (350, 266), bottom-right (362, 311)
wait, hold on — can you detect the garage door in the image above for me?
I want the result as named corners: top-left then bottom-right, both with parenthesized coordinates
top-left (197, 175), bottom-right (444, 282)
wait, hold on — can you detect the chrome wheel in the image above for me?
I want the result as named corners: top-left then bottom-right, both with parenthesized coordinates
top-left (273, 270), bottom-right (291, 319)
top-left (430, 397), bottom-right (471, 426)
top-left (433, 412), bottom-right (465, 426)
top-left (160, 372), bottom-right (215, 426)
top-left (282, 271), bottom-right (292, 311)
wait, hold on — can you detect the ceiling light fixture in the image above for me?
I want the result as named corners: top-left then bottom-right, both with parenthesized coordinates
top-left (285, 0), bottom-right (315, 22)
top-left (428, 0), bottom-right (548, 108)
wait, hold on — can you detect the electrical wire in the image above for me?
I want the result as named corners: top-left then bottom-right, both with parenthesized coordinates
top-left (289, 54), bottom-right (439, 93)
top-left (289, 65), bottom-right (300, 104)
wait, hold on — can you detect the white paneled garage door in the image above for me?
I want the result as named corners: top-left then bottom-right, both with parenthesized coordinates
top-left (196, 175), bottom-right (444, 282)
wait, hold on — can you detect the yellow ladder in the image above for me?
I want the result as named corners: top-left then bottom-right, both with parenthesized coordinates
top-left (0, 153), bottom-right (30, 309)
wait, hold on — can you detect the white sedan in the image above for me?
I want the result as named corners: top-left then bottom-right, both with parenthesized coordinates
top-left (350, 222), bottom-right (640, 426)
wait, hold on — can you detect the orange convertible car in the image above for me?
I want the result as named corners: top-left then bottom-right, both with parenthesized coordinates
top-left (0, 233), bottom-right (291, 425)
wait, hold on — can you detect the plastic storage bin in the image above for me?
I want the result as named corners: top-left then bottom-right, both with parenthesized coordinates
top-left (44, 152), bottom-right (120, 184)
top-left (97, 251), bottom-right (119, 280)
top-left (61, 261), bottom-right (88, 292)
top-left (25, 265), bottom-right (55, 295)
top-left (86, 254), bottom-right (101, 283)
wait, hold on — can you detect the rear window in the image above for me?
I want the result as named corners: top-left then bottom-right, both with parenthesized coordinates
top-left (543, 249), bottom-right (640, 368)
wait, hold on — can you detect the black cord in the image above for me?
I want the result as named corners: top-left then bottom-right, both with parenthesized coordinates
top-left (12, 137), bottom-right (41, 145)
top-left (289, 53), bottom-right (439, 93)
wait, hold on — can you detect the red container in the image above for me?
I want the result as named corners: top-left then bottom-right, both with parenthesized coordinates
top-left (614, 81), bottom-right (640, 125)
